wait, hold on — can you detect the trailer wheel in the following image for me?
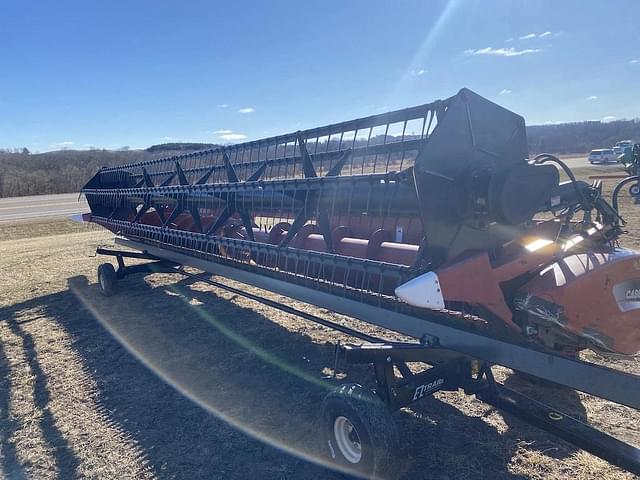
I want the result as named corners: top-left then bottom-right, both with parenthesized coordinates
top-left (97, 263), bottom-right (117, 296)
top-left (321, 383), bottom-right (399, 479)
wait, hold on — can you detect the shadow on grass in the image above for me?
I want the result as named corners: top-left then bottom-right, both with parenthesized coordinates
top-left (3, 317), bottom-right (81, 479)
top-left (0, 270), bottom-right (585, 479)
top-left (500, 372), bottom-right (587, 461)
top-left (0, 338), bottom-right (27, 480)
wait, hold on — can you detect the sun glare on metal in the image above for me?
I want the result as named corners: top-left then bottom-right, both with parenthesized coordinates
top-left (524, 238), bottom-right (554, 252)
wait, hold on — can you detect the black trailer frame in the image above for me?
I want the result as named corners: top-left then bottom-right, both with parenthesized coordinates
top-left (94, 244), bottom-right (640, 477)
top-left (112, 237), bottom-right (640, 410)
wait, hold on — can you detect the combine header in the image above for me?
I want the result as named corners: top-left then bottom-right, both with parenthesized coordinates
top-left (82, 89), bottom-right (640, 478)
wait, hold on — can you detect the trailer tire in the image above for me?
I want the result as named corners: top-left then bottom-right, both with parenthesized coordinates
top-left (320, 383), bottom-right (399, 479)
top-left (97, 263), bottom-right (117, 296)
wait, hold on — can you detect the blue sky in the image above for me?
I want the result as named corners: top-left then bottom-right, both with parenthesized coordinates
top-left (0, 0), bottom-right (638, 152)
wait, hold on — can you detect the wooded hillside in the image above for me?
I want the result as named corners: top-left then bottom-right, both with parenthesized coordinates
top-left (2, 119), bottom-right (638, 198)
top-left (0, 145), bottom-right (215, 198)
top-left (528, 119), bottom-right (640, 154)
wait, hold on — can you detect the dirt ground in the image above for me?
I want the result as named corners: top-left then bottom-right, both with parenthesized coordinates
top-left (0, 165), bottom-right (639, 479)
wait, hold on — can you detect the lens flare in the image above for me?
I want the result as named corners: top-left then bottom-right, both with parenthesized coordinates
top-left (69, 276), bottom-right (347, 474)
top-left (386, 0), bottom-right (464, 106)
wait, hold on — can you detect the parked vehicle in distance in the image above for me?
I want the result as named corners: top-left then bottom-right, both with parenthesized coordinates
top-left (614, 140), bottom-right (635, 155)
top-left (618, 145), bottom-right (634, 163)
top-left (589, 148), bottom-right (617, 164)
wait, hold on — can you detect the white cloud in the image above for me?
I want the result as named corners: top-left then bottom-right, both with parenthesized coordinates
top-left (50, 140), bottom-right (75, 149)
top-left (238, 107), bottom-right (255, 114)
top-left (630, 59), bottom-right (639, 64)
top-left (499, 89), bottom-right (512, 95)
top-left (602, 115), bottom-right (617, 123)
top-left (465, 47), bottom-right (542, 57)
top-left (504, 37), bottom-right (514, 43)
top-left (514, 31), bottom-right (558, 41)
top-left (218, 103), bottom-right (229, 108)
top-left (417, 68), bottom-right (425, 75)
top-left (586, 95), bottom-right (598, 100)
top-left (220, 133), bottom-right (247, 141)
top-left (213, 129), bottom-right (247, 142)
top-left (158, 137), bottom-right (199, 144)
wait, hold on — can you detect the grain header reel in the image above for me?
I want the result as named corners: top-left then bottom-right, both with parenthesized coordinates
top-left (82, 88), bottom-right (636, 356)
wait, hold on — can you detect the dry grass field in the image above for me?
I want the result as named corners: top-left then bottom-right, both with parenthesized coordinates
top-left (0, 164), bottom-right (639, 479)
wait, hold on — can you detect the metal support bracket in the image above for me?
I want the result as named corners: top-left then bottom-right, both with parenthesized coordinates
top-left (340, 342), bottom-right (640, 475)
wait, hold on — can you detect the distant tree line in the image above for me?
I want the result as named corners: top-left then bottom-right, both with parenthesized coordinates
top-left (146, 142), bottom-right (217, 153)
top-left (2, 120), bottom-right (639, 198)
top-left (528, 119), bottom-right (640, 154)
top-left (0, 149), bottom-right (146, 198)
top-left (0, 144), bottom-right (221, 198)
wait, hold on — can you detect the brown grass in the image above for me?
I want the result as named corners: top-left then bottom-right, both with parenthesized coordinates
top-left (0, 167), bottom-right (639, 479)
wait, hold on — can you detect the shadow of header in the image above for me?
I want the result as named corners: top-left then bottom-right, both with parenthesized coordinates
top-left (0, 271), bottom-right (582, 479)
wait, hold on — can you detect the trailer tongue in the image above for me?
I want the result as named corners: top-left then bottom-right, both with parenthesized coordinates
top-left (81, 88), bottom-right (640, 477)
